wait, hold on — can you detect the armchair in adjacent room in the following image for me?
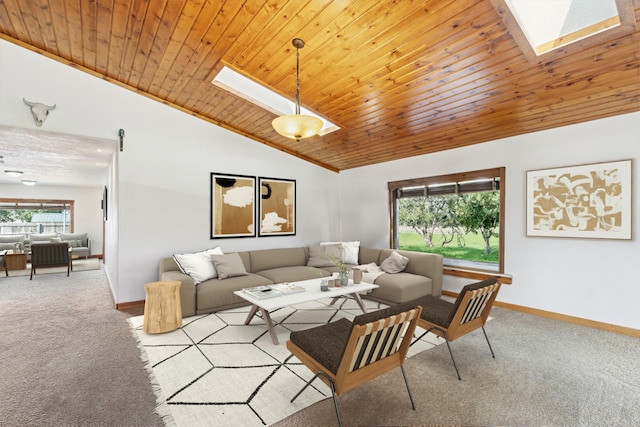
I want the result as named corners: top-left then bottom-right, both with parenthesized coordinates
top-left (30, 242), bottom-right (71, 280)
top-left (286, 302), bottom-right (422, 427)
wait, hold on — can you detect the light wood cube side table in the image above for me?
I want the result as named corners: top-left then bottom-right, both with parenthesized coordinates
top-left (143, 281), bottom-right (182, 334)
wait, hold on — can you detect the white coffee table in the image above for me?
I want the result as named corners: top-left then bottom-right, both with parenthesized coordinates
top-left (234, 278), bottom-right (378, 344)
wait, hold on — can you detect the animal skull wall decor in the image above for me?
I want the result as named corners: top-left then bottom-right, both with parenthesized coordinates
top-left (23, 98), bottom-right (56, 127)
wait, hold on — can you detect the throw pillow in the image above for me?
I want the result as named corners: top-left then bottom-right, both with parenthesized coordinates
top-left (320, 241), bottom-right (360, 264)
top-left (380, 251), bottom-right (409, 274)
top-left (59, 233), bottom-right (88, 245)
top-left (211, 253), bottom-right (248, 279)
top-left (307, 244), bottom-right (343, 268)
top-left (173, 247), bottom-right (223, 284)
top-left (50, 236), bottom-right (63, 243)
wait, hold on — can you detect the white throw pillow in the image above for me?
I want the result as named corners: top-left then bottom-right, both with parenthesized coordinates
top-left (380, 250), bottom-right (409, 274)
top-left (320, 241), bottom-right (360, 264)
top-left (173, 247), bottom-right (223, 284)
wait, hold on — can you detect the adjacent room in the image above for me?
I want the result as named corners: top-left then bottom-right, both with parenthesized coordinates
top-left (0, 1), bottom-right (638, 426)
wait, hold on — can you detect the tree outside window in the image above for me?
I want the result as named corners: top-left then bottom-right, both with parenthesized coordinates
top-left (389, 167), bottom-right (505, 273)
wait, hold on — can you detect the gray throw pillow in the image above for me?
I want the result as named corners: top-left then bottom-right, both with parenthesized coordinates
top-left (380, 250), bottom-right (409, 274)
top-left (307, 244), bottom-right (343, 268)
top-left (211, 253), bottom-right (248, 279)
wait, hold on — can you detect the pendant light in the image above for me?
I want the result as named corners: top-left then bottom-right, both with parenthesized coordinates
top-left (272, 38), bottom-right (323, 141)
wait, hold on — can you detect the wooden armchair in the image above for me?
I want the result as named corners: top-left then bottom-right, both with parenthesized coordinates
top-left (409, 278), bottom-right (501, 380)
top-left (286, 302), bottom-right (422, 427)
top-left (30, 243), bottom-right (71, 280)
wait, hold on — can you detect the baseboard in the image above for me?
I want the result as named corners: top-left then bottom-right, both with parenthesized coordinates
top-left (116, 299), bottom-right (144, 311)
top-left (441, 290), bottom-right (640, 338)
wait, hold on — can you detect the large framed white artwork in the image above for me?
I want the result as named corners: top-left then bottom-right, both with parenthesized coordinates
top-left (210, 172), bottom-right (256, 239)
top-left (526, 159), bottom-right (632, 239)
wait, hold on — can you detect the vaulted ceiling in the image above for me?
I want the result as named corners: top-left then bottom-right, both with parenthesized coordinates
top-left (1, 0), bottom-right (638, 172)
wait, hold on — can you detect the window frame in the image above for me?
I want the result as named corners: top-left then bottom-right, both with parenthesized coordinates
top-left (0, 198), bottom-right (75, 235)
top-left (388, 167), bottom-right (506, 274)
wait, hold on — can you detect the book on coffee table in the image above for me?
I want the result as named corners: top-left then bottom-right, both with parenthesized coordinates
top-left (270, 282), bottom-right (305, 295)
top-left (243, 286), bottom-right (282, 299)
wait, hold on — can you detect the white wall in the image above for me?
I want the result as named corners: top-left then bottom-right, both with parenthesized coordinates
top-left (0, 183), bottom-right (104, 252)
top-left (3, 39), bottom-right (639, 330)
top-left (340, 112), bottom-right (640, 329)
top-left (0, 39), bottom-right (340, 304)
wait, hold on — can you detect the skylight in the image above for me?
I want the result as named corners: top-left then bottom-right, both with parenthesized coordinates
top-left (505, 0), bottom-right (620, 55)
top-left (212, 66), bottom-right (339, 135)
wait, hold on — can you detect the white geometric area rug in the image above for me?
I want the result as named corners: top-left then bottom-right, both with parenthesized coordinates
top-left (128, 297), bottom-right (441, 427)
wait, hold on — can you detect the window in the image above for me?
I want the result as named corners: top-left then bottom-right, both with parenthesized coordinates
top-left (389, 167), bottom-right (505, 273)
top-left (491, 0), bottom-right (637, 60)
top-left (212, 66), bottom-right (340, 135)
top-left (0, 198), bottom-right (75, 236)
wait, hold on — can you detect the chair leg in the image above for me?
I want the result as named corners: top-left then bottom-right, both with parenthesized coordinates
top-left (441, 333), bottom-right (462, 380)
top-left (410, 329), bottom-right (429, 346)
top-left (482, 326), bottom-right (496, 358)
top-left (400, 366), bottom-right (416, 410)
top-left (291, 371), bottom-right (342, 427)
top-left (412, 326), bottom-right (462, 380)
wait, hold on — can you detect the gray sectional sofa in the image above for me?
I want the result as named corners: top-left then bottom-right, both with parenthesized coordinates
top-left (159, 245), bottom-right (443, 317)
top-left (0, 233), bottom-right (91, 258)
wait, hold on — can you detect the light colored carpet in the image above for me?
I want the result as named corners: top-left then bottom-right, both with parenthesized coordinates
top-left (128, 298), bottom-right (442, 427)
top-left (4, 257), bottom-right (100, 277)
top-left (0, 263), bottom-right (163, 426)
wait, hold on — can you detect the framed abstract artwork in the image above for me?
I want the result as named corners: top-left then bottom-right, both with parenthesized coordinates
top-left (210, 173), bottom-right (256, 239)
top-left (526, 159), bottom-right (632, 239)
top-left (258, 177), bottom-right (296, 237)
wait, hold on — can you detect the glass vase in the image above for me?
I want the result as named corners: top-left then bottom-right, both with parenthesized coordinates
top-left (339, 269), bottom-right (349, 287)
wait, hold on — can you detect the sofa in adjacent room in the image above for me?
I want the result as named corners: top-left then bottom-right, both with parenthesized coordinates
top-left (0, 233), bottom-right (91, 259)
top-left (159, 243), bottom-right (443, 317)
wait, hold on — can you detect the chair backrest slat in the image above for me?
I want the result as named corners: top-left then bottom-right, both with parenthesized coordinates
top-left (458, 283), bottom-right (499, 325)
top-left (349, 309), bottom-right (417, 373)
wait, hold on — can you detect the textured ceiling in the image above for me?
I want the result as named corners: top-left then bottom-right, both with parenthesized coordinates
top-left (0, 126), bottom-right (116, 187)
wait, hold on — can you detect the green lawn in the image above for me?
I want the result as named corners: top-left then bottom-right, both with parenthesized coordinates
top-left (399, 230), bottom-right (499, 263)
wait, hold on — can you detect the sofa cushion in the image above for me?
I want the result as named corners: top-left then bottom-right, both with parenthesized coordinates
top-left (29, 233), bottom-right (58, 242)
top-left (173, 247), bottom-right (223, 284)
top-left (380, 250), bottom-right (409, 273)
top-left (358, 247), bottom-right (382, 265)
top-left (307, 244), bottom-right (342, 268)
top-left (320, 241), bottom-right (360, 264)
top-left (249, 247), bottom-right (307, 272)
top-left (196, 274), bottom-right (274, 313)
top-left (212, 253), bottom-right (248, 279)
top-left (58, 233), bottom-right (88, 246)
top-left (0, 242), bottom-right (16, 250)
top-left (257, 266), bottom-right (331, 283)
top-left (0, 234), bottom-right (25, 244)
top-left (371, 273), bottom-right (433, 304)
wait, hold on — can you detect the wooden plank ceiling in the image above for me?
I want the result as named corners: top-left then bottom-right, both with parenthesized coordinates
top-left (0, 0), bottom-right (638, 172)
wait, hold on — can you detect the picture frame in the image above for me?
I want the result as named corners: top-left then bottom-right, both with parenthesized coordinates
top-left (258, 177), bottom-right (296, 237)
top-left (210, 172), bottom-right (256, 239)
top-left (526, 159), bottom-right (632, 239)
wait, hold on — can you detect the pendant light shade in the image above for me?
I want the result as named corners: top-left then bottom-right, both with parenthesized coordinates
top-left (272, 113), bottom-right (322, 140)
top-left (272, 38), bottom-right (323, 141)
